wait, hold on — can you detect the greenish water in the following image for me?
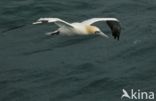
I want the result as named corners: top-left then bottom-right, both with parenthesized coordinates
top-left (0, 0), bottom-right (156, 101)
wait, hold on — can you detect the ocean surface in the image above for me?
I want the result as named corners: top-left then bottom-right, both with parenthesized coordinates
top-left (0, 0), bottom-right (156, 101)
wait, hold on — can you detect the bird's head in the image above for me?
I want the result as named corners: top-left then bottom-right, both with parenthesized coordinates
top-left (86, 25), bottom-right (109, 38)
top-left (86, 25), bottom-right (100, 34)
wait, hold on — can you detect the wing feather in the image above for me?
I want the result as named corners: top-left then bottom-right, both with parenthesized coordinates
top-left (33, 18), bottom-right (73, 28)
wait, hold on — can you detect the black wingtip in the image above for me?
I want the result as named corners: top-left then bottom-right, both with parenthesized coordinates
top-left (106, 21), bottom-right (121, 40)
top-left (112, 30), bottom-right (120, 40)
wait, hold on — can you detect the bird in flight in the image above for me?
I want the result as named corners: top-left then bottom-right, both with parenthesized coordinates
top-left (33, 17), bottom-right (121, 40)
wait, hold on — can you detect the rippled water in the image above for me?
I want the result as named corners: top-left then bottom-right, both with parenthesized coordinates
top-left (0, 0), bottom-right (156, 101)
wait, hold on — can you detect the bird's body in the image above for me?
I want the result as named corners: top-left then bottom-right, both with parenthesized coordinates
top-left (58, 23), bottom-right (98, 36)
top-left (59, 23), bottom-right (87, 35)
top-left (33, 17), bottom-right (121, 40)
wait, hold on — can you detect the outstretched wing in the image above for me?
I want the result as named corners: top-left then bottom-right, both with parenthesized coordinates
top-left (82, 18), bottom-right (121, 40)
top-left (33, 18), bottom-right (73, 28)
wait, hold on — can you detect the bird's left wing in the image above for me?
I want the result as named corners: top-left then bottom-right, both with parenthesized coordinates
top-left (33, 18), bottom-right (73, 28)
top-left (82, 18), bottom-right (121, 40)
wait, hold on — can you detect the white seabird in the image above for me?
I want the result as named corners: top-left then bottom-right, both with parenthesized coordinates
top-left (33, 17), bottom-right (121, 40)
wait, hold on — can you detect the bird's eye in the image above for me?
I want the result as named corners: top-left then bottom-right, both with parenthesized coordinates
top-left (95, 31), bottom-right (100, 34)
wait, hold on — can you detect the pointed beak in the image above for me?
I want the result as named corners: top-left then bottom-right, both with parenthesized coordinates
top-left (97, 31), bottom-right (109, 38)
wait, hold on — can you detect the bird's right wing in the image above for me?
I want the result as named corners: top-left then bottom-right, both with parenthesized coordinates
top-left (82, 18), bottom-right (121, 40)
top-left (82, 18), bottom-right (119, 25)
top-left (33, 18), bottom-right (73, 28)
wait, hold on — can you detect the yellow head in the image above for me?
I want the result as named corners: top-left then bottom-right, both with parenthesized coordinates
top-left (85, 25), bottom-right (100, 34)
top-left (85, 25), bottom-right (109, 38)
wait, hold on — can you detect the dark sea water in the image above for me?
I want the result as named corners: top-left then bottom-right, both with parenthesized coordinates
top-left (0, 0), bottom-right (156, 101)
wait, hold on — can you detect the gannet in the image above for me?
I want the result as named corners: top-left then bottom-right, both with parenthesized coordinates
top-left (33, 17), bottom-right (121, 40)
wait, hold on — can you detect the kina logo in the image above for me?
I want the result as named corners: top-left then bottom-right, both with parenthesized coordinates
top-left (121, 89), bottom-right (155, 100)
